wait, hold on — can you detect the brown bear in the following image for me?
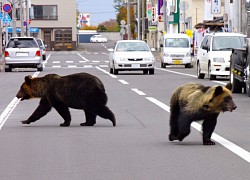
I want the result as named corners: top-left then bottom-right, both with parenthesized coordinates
top-left (169, 82), bottom-right (236, 145)
top-left (16, 73), bottom-right (116, 127)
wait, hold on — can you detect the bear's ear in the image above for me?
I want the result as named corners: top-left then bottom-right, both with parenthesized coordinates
top-left (225, 82), bottom-right (232, 90)
top-left (214, 86), bottom-right (223, 97)
top-left (24, 75), bottom-right (32, 86)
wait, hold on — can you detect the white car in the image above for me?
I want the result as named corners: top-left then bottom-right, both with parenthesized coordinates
top-left (109, 40), bottom-right (155, 74)
top-left (197, 32), bottom-right (246, 80)
top-left (90, 35), bottom-right (107, 43)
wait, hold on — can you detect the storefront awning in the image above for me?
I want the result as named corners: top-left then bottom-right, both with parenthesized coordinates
top-left (8, 27), bottom-right (39, 33)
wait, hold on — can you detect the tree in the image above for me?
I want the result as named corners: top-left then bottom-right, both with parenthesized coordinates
top-left (98, 19), bottom-right (119, 32)
top-left (115, 1), bottom-right (136, 38)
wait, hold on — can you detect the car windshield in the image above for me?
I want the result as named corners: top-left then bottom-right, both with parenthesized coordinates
top-left (116, 42), bottom-right (150, 52)
top-left (165, 38), bottom-right (189, 48)
top-left (7, 38), bottom-right (38, 48)
top-left (36, 39), bottom-right (43, 46)
top-left (212, 36), bottom-right (246, 51)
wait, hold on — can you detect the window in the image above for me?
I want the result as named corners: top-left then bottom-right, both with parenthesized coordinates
top-left (31, 5), bottom-right (58, 20)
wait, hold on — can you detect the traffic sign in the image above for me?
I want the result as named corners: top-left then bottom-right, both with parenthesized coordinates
top-left (0, 12), bottom-right (3, 20)
top-left (3, 14), bottom-right (12, 24)
top-left (2, 3), bottom-right (12, 13)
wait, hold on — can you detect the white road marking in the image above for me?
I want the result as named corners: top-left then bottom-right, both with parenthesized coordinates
top-left (131, 88), bottom-right (146, 96)
top-left (119, 80), bottom-right (129, 85)
top-left (53, 61), bottom-right (60, 63)
top-left (77, 52), bottom-right (89, 62)
top-left (52, 65), bottom-right (61, 68)
top-left (96, 66), bottom-right (117, 78)
top-left (66, 61), bottom-right (74, 63)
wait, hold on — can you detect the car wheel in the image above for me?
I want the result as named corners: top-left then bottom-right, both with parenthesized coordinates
top-left (113, 65), bottom-right (118, 75)
top-left (5, 66), bottom-right (12, 72)
top-left (149, 69), bottom-right (154, 75)
top-left (208, 63), bottom-right (216, 80)
top-left (110, 67), bottom-right (113, 74)
top-left (161, 61), bottom-right (166, 68)
top-left (143, 70), bottom-right (148, 74)
top-left (197, 62), bottom-right (205, 79)
top-left (37, 64), bottom-right (43, 71)
top-left (43, 55), bottom-right (46, 60)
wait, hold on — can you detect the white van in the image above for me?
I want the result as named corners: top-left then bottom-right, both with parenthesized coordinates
top-left (197, 32), bottom-right (246, 80)
top-left (160, 33), bottom-right (192, 68)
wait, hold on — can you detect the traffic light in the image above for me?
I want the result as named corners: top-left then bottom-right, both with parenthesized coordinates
top-left (152, 7), bottom-right (155, 21)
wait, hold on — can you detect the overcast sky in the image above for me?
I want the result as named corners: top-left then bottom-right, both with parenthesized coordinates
top-left (77, 0), bottom-right (117, 26)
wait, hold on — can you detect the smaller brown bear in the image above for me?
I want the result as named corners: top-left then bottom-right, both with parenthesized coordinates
top-left (169, 82), bottom-right (237, 145)
top-left (16, 73), bottom-right (116, 127)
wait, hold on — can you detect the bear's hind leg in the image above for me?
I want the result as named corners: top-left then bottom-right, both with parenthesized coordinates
top-left (202, 115), bottom-right (218, 145)
top-left (169, 105), bottom-right (179, 141)
top-left (177, 114), bottom-right (191, 142)
top-left (53, 102), bottom-right (71, 127)
top-left (95, 106), bottom-right (116, 126)
top-left (80, 110), bottom-right (96, 126)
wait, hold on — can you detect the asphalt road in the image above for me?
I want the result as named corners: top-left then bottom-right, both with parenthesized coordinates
top-left (0, 41), bottom-right (250, 180)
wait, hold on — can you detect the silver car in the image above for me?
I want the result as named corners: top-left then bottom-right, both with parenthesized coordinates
top-left (3, 37), bottom-right (43, 72)
top-left (109, 40), bottom-right (155, 74)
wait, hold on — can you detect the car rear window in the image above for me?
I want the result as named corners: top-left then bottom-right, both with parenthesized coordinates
top-left (7, 38), bottom-right (38, 48)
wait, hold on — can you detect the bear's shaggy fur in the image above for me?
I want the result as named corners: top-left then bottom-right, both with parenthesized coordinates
top-left (16, 73), bottom-right (116, 127)
top-left (169, 82), bottom-right (236, 145)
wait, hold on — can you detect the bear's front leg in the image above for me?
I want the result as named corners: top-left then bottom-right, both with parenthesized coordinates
top-left (21, 99), bottom-right (52, 125)
top-left (177, 114), bottom-right (191, 142)
top-left (202, 115), bottom-right (218, 145)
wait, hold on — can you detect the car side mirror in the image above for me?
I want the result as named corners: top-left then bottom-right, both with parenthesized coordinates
top-left (151, 48), bottom-right (156, 52)
top-left (108, 48), bottom-right (114, 52)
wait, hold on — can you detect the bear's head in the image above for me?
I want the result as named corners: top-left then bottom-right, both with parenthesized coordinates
top-left (16, 75), bottom-right (42, 101)
top-left (203, 83), bottom-right (237, 113)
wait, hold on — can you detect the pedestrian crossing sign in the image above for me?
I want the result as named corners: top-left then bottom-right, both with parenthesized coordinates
top-left (3, 13), bottom-right (12, 23)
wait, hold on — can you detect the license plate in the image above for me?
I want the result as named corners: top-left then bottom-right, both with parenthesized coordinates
top-left (132, 64), bottom-right (140, 68)
top-left (16, 52), bottom-right (28, 56)
top-left (173, 60), bottom-right (181, 64)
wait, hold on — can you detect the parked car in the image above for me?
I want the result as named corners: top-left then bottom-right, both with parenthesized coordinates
top-left (108, 40), bottom-right (155, 74)
top-left (3, 37), bottom-right (43, 72)
top-left (90, 35), bottom-right (107, 43)
top-left (36, 38), bottom-right (46, 60)
top-left (196, 32), bottom-right (246, 80)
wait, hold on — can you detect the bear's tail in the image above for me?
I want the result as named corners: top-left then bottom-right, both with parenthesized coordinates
top-left (96, 106), bottom-right (116, 127)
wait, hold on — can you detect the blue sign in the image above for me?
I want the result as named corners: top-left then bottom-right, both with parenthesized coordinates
top-left (2, 3), bottom-right (12, 13)
top-left (8, 27), bottom-right (39, 33)
top-left (3, 14), bottom-right (12, 23)
top-left (0, 12), bottom-right (2, 20)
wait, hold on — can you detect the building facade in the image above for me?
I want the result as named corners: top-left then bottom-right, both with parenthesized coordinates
top-left (8, 0), bottom-right (77, 51)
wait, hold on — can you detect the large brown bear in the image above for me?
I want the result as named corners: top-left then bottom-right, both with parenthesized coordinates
top-left (16, 73), bottom-right (116, 127)
top-left (169, 82), bottom-right (236, 145)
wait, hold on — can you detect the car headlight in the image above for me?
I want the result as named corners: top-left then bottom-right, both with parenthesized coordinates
top-left (213, 57), bottom-right (225, 63)
top-left (144, 57), bottom-right (155, 61)
top-left (114, 56), bottom-right (126, 61)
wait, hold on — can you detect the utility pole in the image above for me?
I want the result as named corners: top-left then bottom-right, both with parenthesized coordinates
top-left (26, 0), bottom-right (30, 36)
top-left (12, 0), bottom-right (17, 37)
top-left (141, 0), bottom-right (145, 41)
top-left (137, 0), bottom-right (140, 40)
top-left (20, 0), bottom-right (24, 36)
top-left (163, 0), bottom-right (167, 33)
top-left (126, 0), bottom-right (131, 40)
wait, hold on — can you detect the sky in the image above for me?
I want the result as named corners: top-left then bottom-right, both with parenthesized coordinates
top-left (77, 0), bottom-right (117, 26)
